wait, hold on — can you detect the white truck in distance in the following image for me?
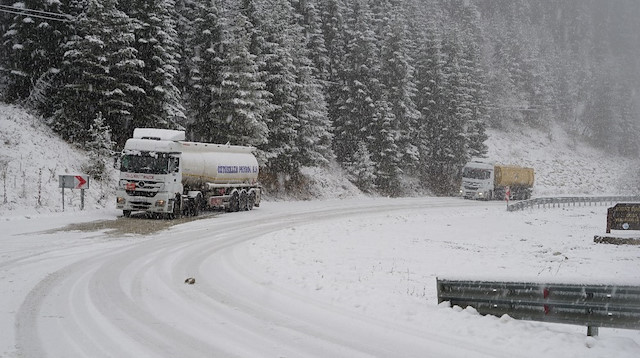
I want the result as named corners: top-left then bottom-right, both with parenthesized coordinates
top-left (116, 128), bottom-right (261, 218)
top-left (460, 160), bottom-right (534, 201)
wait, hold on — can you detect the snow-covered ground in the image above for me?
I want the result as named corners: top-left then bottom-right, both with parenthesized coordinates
top-left (1, 103), bottom-right (640, 357)
top-left (1, 198), bottom-right (639, 357)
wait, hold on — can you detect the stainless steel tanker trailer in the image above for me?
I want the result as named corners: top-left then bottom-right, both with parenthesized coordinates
top-left (116, 128), bottom-right (261, 218)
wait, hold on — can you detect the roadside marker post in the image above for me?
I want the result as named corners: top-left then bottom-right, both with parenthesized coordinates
top-left (505, 185), bottom-right (510, 209)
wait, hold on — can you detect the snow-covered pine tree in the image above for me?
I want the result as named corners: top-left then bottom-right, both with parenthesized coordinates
top-left (1, 0), bottom-right (67, 108)
top-left (370, 98), bottom-right (402, 195)
top-left (319, 0), bottom-right (348, 157)
top-left (82, 112), bottom-right (115, 181)
top-left (449, 1), bottom-right (488, 160)
top-left (292, 0), bottom-right (330, 83)
top-left (377, 4), bottom-right (420, 179)
top-left (333, 0), bottom-right (380, 185)
top-left (349, 140), bottom-right (376, 192)
top-left (429, 33), bottom-right (468, 195)
top-left (51, 0), bottom-right (113, 144)
top-left (259, 0), bottom-right (301, 179)
top-left (100, 1), bottom-right (145, 147)
top-left (290, 0), bottom-right (335, 168)
top-left (211, 9), bottom-right (269, 152)
top-left (187, 0), bottom-right (225, 143)
top-left (120, 0), bottom-right (185, 132)
top-left (293, 59), bottom-right (334, 168)
top-left (173, 0), bottom-right (199, 126)
top-left (410, 5), bottom-right (442, 186)
top-left (52, 0), bottom-right (140, 147)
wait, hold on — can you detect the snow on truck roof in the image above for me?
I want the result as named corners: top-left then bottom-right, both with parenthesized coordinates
top-left (133, 128), bottom-right (185, 141)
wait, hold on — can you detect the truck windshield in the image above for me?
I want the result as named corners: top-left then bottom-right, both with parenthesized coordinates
top-left (462, 167), bottom-right (491, 180)
top-left (120, 153), bottom-right (170, 174)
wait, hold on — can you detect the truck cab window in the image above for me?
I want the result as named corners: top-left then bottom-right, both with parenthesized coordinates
top-left (120, 153), bottom-right (170, 174)
top-left (169, 158), bottom-right (179, 173)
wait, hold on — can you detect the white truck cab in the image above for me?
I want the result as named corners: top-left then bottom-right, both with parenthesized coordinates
top-left (116, 129), bottom-right (185, 217)
top-left (460, 160), bottom-right (495, 200)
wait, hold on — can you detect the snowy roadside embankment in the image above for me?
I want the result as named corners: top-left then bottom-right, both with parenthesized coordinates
top-left (486, 125), bottom-right (640, 197)
top-left (0, 103), bottom-right (117, 218)
top-left (246, 199), bottom-right (640, 357)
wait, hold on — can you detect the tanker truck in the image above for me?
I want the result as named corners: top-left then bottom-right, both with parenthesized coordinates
top-left (116, 128), bottom-right (261, 218)
top-left (460, 160), bottom-right (534, 201)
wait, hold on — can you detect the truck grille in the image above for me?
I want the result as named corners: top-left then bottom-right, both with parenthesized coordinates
top-left (126, 190), bottom-right (157, 197)
top-left (129, 201), bottom-right (152, 210)
top-left (464, 182), bottom-right (480, 190)
top-left (121, 179), bottom-right (163, 197)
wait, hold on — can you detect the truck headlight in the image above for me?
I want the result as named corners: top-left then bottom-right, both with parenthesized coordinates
top-left (117, 197), bottom-right (126, 204)
top-left (155, 200), bottom-right (166, 207)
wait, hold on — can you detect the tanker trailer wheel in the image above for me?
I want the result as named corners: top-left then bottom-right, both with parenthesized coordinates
top-left (239, 190), bottom-right (249, 211)
top-left (247, 191), bottom-right (256, 210)
top-left (187, 197), bottom-right (199, 216)
top-left (228, 191), bottom-right (240, 212)
top-left (197, 193), bottom-right (207, 212)
top-left (192, 193), bottom-right (204, 215)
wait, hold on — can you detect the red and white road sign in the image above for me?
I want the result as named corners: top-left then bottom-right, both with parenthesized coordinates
top-left (505, 186), bottom-right (511, 201)
top-left (59, 175), bottom-right (90, 189)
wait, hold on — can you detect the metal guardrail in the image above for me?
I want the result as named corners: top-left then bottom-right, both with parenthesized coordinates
top-left (436, 278), bottom-right (640, 336)
top-left (507, 196), bottom-right (640, 212)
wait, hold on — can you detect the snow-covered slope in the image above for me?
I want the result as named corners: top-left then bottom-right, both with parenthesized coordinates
top-left (0, 103), bottom-right (117, 218)
top-left (0, 102), bottom-right (637, 218)
top-left (486, 125), bottom-right (639, 197)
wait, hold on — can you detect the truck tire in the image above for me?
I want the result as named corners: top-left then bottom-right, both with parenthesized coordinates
top-left (189, 198), bottom-right (199, 216)
top-left (197, 193), bottom-right (207, 212)
top-left (228, 192), bottom-right (240, 212)
top-left (168, 195), bottom-right (182, 219)
top-left (248, 192), bottom-right (256, 210)
top-left (239, 190), bottom-right (248, 211)
top-left (123, 210), bottom-right (131, 218)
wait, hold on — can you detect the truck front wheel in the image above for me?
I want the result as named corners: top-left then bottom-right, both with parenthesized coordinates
top-left (167, 195), bottom-right (182, 219)
top-left (123, 210), bottom-right (131, 218)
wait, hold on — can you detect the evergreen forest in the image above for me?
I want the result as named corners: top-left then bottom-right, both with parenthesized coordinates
top-left (2, 0), bottom-right (639, 196)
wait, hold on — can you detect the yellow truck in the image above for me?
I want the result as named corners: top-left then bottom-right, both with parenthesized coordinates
top-left (460, 160), bottom-right (534, 200)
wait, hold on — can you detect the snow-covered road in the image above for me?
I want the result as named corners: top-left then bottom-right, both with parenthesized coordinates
top-left (2, 197), bottom-right (639, 357)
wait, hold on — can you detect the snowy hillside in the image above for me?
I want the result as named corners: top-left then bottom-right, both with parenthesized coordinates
top-left (0, 102), bottom-right (638, 218)
top-left (485, 125), bottom-right (640, 197)
top-left (0, 103), bottom-right (117, 218)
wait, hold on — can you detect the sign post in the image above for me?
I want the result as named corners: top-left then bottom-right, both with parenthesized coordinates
top-left (58, 175), bottom-right (89, 211)
top-left (505, 185), bottom-right (510, 208)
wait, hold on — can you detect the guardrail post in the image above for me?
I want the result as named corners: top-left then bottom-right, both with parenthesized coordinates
top-left (587, 326), bottom-right (599, 337)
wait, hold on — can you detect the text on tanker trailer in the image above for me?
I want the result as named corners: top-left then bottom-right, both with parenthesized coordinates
top-left (460, 160), bottom-right (534, 200)
top-left (116, 128), bottom-right (261, 218)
